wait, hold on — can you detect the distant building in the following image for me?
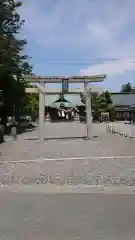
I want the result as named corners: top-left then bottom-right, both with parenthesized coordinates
top-left (45, 92), bottom-right (135, 122)
top-left (111, 93), bottom-right (135, 122)
top-left (45, 94), bottom-right (85, 122)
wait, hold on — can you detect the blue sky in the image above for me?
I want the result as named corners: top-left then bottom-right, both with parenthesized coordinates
top-left (19, 0), bottom-right (135, 91)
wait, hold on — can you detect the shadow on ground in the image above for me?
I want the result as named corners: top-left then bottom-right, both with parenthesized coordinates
top-left (5, 124), bottom-right (36, 136)
top-left (25, 135), bottom-right (99, 141)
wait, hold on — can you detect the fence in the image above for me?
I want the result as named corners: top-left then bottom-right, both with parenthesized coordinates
top-left (106, 122), bottom-right (134, 138)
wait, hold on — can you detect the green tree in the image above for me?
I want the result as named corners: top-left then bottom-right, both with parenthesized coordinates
top-left (120, 83), bottom-right (133, 92)
top-left (0, 0), bottom-right (32, 126)
top-left (92, 92), bottom-right (112, 120)
top-left (80, 91), bottom-right (113, 111)
top-left (132, 86), bottom-right (135, 92)
top-left (80, 91), bottom-right (113, 120)
top-left (23, 84), bottom-right (39, 121)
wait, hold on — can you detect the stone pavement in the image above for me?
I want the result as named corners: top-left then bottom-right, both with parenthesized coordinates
top-left (1, 156), bottom-right (135, 186)
top-left (1, 191), bottom-right (135, 240)
top-left (0, 122), bottom-right (135, 187)
top-left (1, 122), bottom-right (135, 239)
top-left (0, 122), bottom-right (135, 239)
top-left (0, 122), bottom-right (135, 161)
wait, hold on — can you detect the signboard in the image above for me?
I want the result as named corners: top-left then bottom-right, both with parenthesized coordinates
top-left (62, 79), bottom-right (68, 93)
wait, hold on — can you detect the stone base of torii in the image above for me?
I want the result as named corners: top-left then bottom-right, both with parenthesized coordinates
top-left (25, 75), bottom-right (106, 141)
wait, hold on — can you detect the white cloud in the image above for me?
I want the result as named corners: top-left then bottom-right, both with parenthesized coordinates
top-left (80, 57), bottom-right (135, 76)
top-left (20, 1), bottom-right (134, 44)
top-left (19, 0), bottom-right (89, 47)
top-left (19, 0), bottom-right (135, 60)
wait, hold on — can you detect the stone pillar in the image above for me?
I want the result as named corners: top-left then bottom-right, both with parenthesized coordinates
top-left (84, 82), bottom-right (92, 139)
top-left (39, 91), bottom-right (45, 141)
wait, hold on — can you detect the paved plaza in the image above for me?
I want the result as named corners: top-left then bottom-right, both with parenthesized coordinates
top-left (1, 122), bottom-right (135, 161)
top-left (0, 122), bottom-right (135, 187)
top-left (0, 190), bottom-right (135, 240)
top-left (0, 122), bottom-right (135, 239)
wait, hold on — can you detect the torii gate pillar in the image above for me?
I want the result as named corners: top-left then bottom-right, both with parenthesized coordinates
top-left (39, 91), bottom-right (45, 141)
top-left (37, 84), bottom-right (45, 141)
top-left (84, 82), bottom-right (93, 139)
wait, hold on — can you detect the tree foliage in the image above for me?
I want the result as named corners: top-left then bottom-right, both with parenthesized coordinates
top-left (81, 91), bottom-right (115, 120)
top-left (81, 91), bottom-right (113, 110)
top-left (0, 0), bottom-right (32, 125)
top-left (93, 92), bottom-right (112, 111)
top-left (120, 83), bottom-right (135, 93)
top-left (23, 84), bottom-right (39, 121)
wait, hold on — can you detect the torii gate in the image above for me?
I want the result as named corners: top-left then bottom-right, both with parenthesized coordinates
top-left (25, 75), bottom-right (106, 141)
